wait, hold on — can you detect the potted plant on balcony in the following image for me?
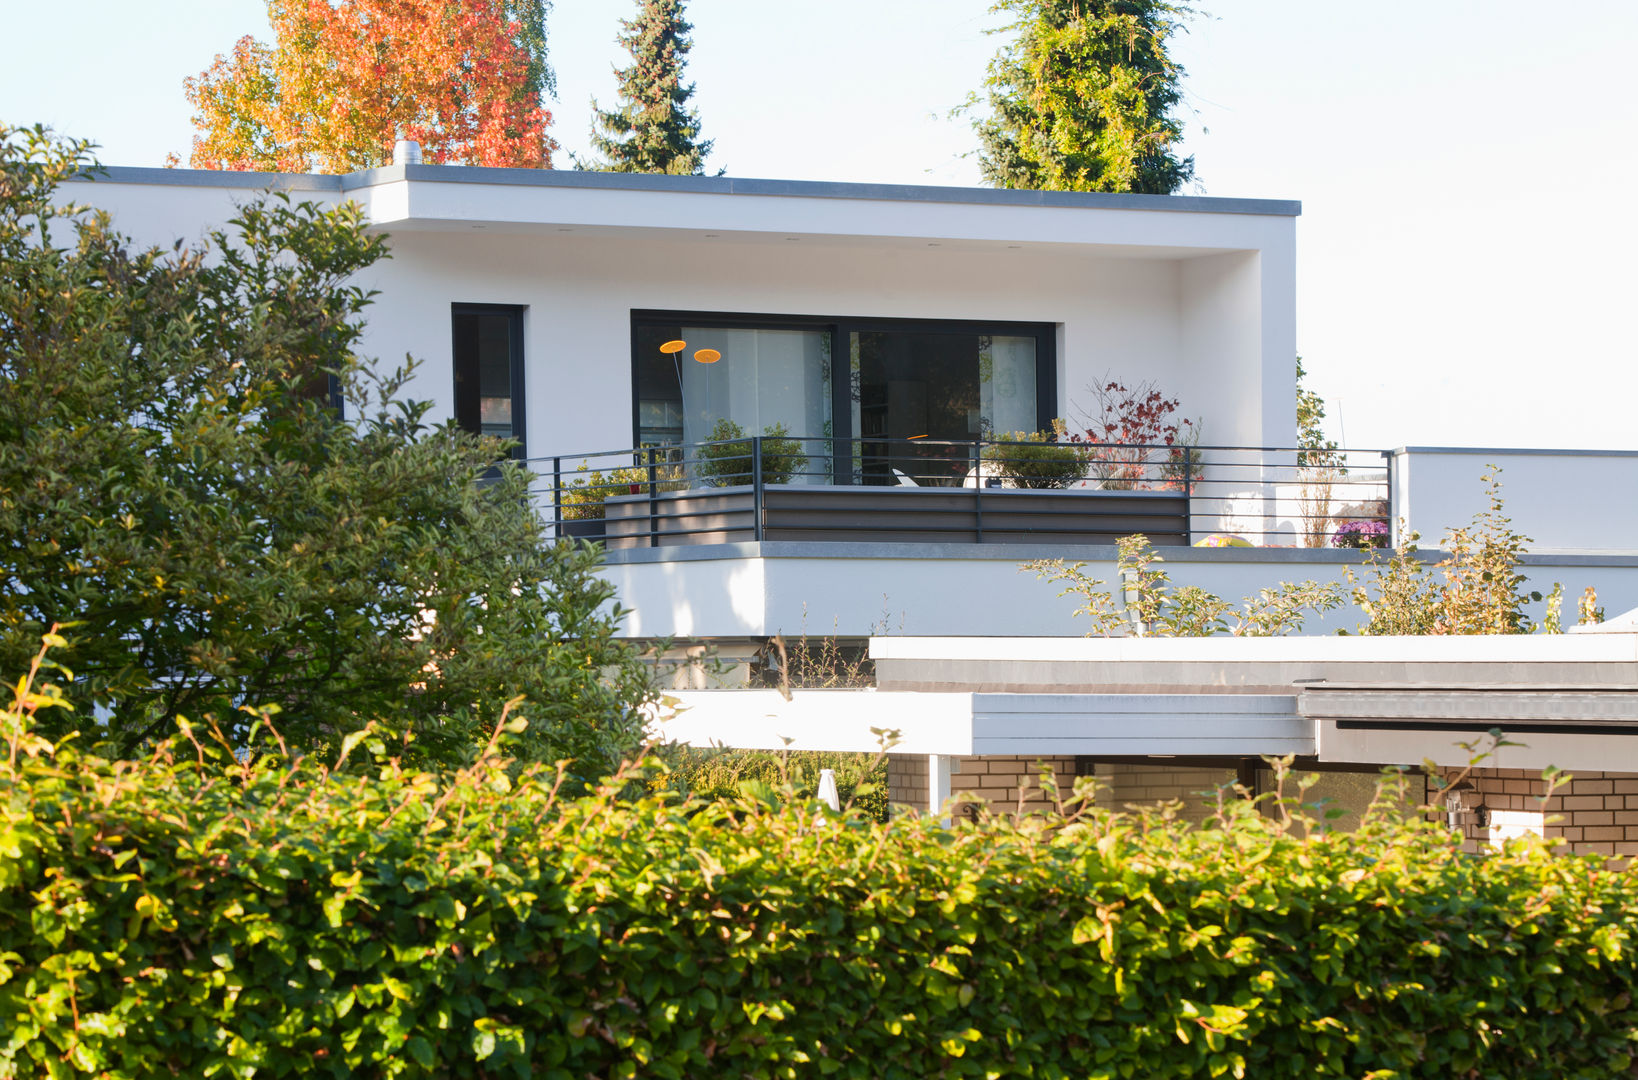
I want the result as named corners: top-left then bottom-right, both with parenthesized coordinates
top-left (696, 419), bottom-right (809, 487)
top-left (1158, 419), bottom-right (1203, 491)
top-left (980, 427), bottom-right (1086, 489)
top-left (1331, 519), bottom-right (1390, 549)
top-left (558, 464), bottom-right (650, 541)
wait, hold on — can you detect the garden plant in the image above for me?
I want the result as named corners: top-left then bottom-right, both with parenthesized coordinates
top-left (695, 418), bottom-right (809, 487)
top-left (0, 127), bottom-right (653, 772)
top-left (980, 427), bottom-right (1086, 489)
top-left (4, 641), bottom-right (1636, 1079)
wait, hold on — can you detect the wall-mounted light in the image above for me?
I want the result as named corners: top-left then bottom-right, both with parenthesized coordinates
top-left (1443, 780), bottom-right (1489, 829)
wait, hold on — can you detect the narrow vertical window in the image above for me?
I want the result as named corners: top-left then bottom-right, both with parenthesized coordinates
top-left (452, 304), bottom-right (525, 457)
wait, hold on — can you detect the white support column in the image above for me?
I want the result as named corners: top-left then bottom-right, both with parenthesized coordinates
top-left (929, 754), bottom-right (953, 826)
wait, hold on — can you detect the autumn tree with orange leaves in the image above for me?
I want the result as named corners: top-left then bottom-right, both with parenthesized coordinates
top-left (184, 0), bottom-right (557, 173)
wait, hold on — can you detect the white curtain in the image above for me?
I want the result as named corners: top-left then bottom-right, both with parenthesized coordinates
top-left (980, 335), bottom-right (1038, 437)
top-left (681, 327), bottom-right (830, 468)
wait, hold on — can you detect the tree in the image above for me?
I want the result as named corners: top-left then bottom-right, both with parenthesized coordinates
top-left (0, 127), bottom-right (651, 773)
top-left (183, 0), bottom-right (558, 173)
top-left (1295, 355), bottom-right (1339, 465)
top-left (578, 0), bottom-right (714, 175)
top-left (974, 0), bottom-right (1196, 194)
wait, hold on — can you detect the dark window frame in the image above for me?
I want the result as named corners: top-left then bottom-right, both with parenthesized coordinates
top-left (452, 303), bottom-right (527, 459)
top-left (629, 309), bottom-right (1058, 455)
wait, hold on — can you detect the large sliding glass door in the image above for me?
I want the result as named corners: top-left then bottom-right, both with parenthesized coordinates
top-left (632, 311), bottom-right (1054, 485)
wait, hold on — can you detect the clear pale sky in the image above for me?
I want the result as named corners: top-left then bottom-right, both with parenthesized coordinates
top-left (5, 0), bottom-right (1636, 451)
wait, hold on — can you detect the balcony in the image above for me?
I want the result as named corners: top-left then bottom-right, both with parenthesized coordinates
top-left (528, 436), bottom-right (1392, 551)
top-left (508, 441), bottom-right (1638, 641)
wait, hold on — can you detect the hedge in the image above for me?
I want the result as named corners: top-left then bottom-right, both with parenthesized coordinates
top-left (4, 684), bottom-right (1638, 1078)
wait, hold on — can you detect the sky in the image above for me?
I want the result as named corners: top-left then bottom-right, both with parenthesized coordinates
top-left (4, 0), bottom-right (1637, 451)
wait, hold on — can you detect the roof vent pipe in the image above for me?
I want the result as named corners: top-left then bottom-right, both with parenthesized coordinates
top-left (393, 138), bottom-right (422, 166)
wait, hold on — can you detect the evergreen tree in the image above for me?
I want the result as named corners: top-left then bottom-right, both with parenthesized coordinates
top-left (581, 0), bottom-right (714, 175)
top-left (975, 0), bottom-right (1195, 194)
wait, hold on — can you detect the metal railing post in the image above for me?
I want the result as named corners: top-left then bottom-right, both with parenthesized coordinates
top-left (1384, 450), bottom-right (1396, 548)
top-left (751, 436), bottom-right (765, 542)
top-left (973, 439), bottom-right (985, 543)
top-left (1183, 446), bottom-right (1194, 546)
top-left (551, 456), bottom-right (562, 538)
top-left (646, 448), bottom-right (660, 548)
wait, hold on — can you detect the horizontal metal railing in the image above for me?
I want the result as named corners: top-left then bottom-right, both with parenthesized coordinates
top-left (511, 437), bottom-right (1390, 550)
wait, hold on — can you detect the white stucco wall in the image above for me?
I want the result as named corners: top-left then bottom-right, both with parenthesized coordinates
top-left (1392, 448), bottom-right (1638, 554)
top-left (353, 228), bottom-right (1203, 460)
top-left (60, 168), bottom-right (1301, 455)
top-left (601, 543), bottom-right (1638, 640)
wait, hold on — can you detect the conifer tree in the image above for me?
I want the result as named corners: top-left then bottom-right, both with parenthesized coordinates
top-left (975, 0), bottom-right (1195, 194)
top-left (581, 0), bottom-right (714, 175)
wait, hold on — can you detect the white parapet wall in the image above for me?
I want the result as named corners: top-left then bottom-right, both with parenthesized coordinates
top-left (1391, 447), bottom-right (1638, 554)
top-left (602, 541), bottom-right (1638, 640)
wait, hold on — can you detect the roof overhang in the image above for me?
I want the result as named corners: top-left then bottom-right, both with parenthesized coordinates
top-left (656, 689), bottom-right (1309, 757)
top-left (80, 165), bottom-right (1299, 257)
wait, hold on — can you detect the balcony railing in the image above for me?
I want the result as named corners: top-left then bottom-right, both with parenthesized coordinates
top-left (517, 437), bottom-right (1390, 550)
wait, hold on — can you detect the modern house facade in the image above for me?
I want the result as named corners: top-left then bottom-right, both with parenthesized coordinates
top-left (64, 162), bottom-right (1638, 650)
top-left (67, 160), bottom-right (1638, 858)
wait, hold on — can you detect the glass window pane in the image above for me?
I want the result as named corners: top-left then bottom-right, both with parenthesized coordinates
top-left (631, 326), bottom-right (831, 482)
top-left (453, 307), bottom-right (522, 455)
top-left (980, 335), bottom-right (1037, 438)
top-left (634, 316), bottom-right (1045, 487)
top-left (1255, 768), bottom-right (1426, 833)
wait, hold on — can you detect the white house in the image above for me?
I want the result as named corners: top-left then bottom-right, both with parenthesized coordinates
top-left (64, 160), bottom-right (1638, 655)
top-left (66, 158), bottom-right (1638, 855)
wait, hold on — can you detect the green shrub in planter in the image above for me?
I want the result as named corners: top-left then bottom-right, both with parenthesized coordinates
top-left (559, 465), bottom-right (647, 521)
top-left (982, 429), bottom-right (1087, 489)
top-left (560, 462), bottom-right (686, 521)
top-left (696, 418), bottom-right (809, 487)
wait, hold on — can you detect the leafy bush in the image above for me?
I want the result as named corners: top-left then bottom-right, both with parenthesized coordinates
top-left (1157, 427), bottom-right (1203, 490)
top-left (980, 429), bottom-right (1085, 489)
top-left (1069, 374), bottom-right (1193, 490)
top-left (1347, 468), bottom-right (1545, 635)
top-left (1028, 534), bottom-right (1344, 636)
top-left (668, 747), bottom-right (889, 821)
top-left (6, 666), bottom-right (1638, 1080)
top-left (0, 126), bottom-right (654, 768)
top-left (696, 418), bottom-right (810, 487)
top-left (559, 463), bottom-right (684, 521)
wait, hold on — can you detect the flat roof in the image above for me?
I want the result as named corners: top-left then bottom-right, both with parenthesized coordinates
top-left (88, 163), bottom-right (1302, 218)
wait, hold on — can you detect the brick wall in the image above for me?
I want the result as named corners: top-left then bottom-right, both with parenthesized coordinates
top-left (886, 754), bottom-right (1078, 819)
top-left (886, 754), bottom-right (928, 812)
top-left (949, 755), bottom-right (1079, 820)
top-left (1090, 763), bottom-right (1240, 825)
top-left (1453, 768), bottom-right (1638, 863)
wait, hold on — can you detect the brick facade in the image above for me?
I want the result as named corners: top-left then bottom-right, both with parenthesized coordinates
top-left (886, 754), bottom-right (929, 811)
top-left (1451, 768), bottom-right (1638, 863)
top-left (1089, 763), bottom-right (1240, 824)
top-left (889, 756), bottom-right (1638, 864)
top-left (886, 754), bottom-right (1078, 819)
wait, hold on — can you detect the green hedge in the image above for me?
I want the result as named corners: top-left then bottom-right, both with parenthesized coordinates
top-left (4, 702), bottom-right (1638, 1078)
top-left (667, 747), bottom-right (890, 821)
